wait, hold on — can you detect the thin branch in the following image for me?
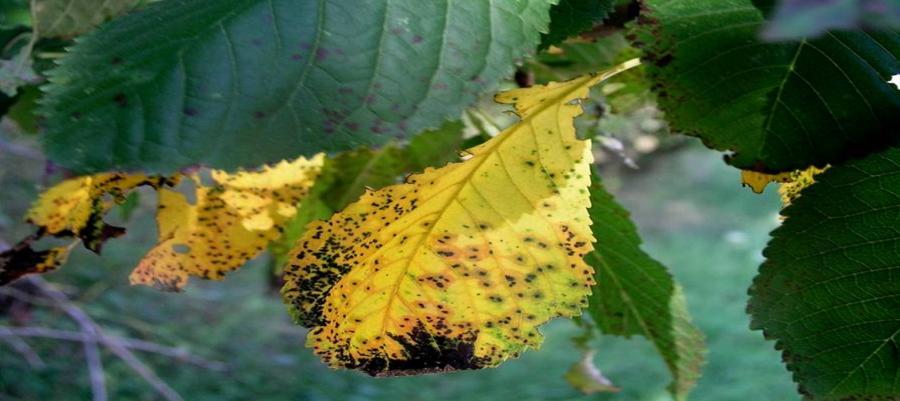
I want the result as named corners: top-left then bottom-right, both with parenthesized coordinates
top-left (0, 326), bottom-right (226, 370)
top-left (0, 327), bottom-right (45, 368)
top-left (26, 277), bottom-right (186, 401)
top-left (0, 286), bottom-right (58, 307)
top-left (83, 333), bottom-right (107, 401)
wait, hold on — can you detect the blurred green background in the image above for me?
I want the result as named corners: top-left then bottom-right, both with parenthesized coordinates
top-left (0, 130), bottom-right (800, 401)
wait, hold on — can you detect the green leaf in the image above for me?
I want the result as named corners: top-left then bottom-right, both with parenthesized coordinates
top-left (7, 84), bottom-right (41, 133)
top-left (749, 147), bottom-right (900, 400)
top-left (41, 0), bottom-right (556, 173)
top-left (634, 0), bottom-right (900, 173)
top-left (32, 0), bottom-right (143, 38)
top-left (540, 0), bottom-right (615, 49)
top-left (586, 170), bottom-right (706, 401)
top-left (756, 0), bottom-right (900, 41)
top-left (0, 0), bottom-right (30, 29)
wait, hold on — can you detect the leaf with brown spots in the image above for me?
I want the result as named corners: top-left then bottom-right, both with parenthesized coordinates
top-left (131, 155), bottom-right (324, 291)
top-left (26, 173), bottom-right (177, 252)
top-left (281, 59), bottom-right (641, 376)
top-left (740, 165), bottom-right (829, 207)
top-left (0, 235), bottom-right (76, 285)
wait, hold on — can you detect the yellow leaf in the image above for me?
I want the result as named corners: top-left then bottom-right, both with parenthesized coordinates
top-left (739, 170), bottom-right (792, 194)
top-left (26, 173), bottom-right (177, 252)
top-left (282, 59), bottom-right (641, 375)
top-left (130, 155), bottom-right (324, 291)
top-left (0, 236), bottom-right (76, 285)
top-left (778, 165), bottom-right (828, 207)
top-left (740, 166), bottom-right (828, 206)
top-left (212, 155), bottom-right (325, 231)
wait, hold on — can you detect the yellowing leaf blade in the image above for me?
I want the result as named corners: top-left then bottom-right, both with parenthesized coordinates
top-left (25, 173), bottom-right (177, 252)
top-left (130, 155), bottom-right (323, 291)
top-left (0, 236), bottom-right (75, 285)
top-left (282, 60), bottom-right (640, 375)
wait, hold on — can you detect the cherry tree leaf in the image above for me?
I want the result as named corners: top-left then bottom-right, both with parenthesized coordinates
top-left (131, 155), bottom-right (323, 290)
top-left (634, 0), bottom-right (900, 173)
top-left (750, 147), bottom-right (900, 400)
top-left (281, 60), bottom-right (640, 376)
top-left (0, 235), bottom-right (75, 285)
top-left (586, 170), bottom-right (706, 401)
top-left (26, 173), bottom-right (178, 252)
top-left (41, 0), bottom-right (558, 173)
top-left (0, 172), bottom-right (173, 285)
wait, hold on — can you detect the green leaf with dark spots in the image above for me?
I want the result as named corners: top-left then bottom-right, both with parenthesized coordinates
top-left (750, 146), bottom-right (900, 400)
top-left (634, 0), bottom-right (900, 173)
top-left (586, 169), bottom-right (706, 401)
top-left (41, 0), bottom-right (557, 173)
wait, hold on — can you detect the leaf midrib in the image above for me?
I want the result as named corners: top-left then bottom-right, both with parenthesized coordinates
top-left (369, 75), bottom-right (609, 339)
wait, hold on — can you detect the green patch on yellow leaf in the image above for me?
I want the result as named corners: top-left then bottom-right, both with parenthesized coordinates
top-left (131, 155), bottom-right (323, 291)
top-left (281, 60), bottom-right (641, 376)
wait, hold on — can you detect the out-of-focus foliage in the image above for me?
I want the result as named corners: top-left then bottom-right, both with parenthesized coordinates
top-left (757, 0), bottom-right (900, 40)
top-left (31, 0), bottom-right (143, 38)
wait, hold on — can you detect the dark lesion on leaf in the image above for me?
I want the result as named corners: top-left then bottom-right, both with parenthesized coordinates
top-left (347, 324), bottom-right (488, 377)
top-left (0, 234), bottom-right (65, 286)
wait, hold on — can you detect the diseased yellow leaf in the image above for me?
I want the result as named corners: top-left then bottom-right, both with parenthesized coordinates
top-left (0, 236), bottom-right (76, 285)
top-left (130, 155), bottom-right (324, 291)
top-left (213, 155), bottom-right (325, 231)
top-left (778, 165), bottom-right (828, 207)
top-left (740, 165), bottom-right (828, 206)
top-left (25, 173), bottom-right (177, 252)
top-left (282, 60), bottom-right (641, 375)
top-left (740, 170), bottom-right (792, 194)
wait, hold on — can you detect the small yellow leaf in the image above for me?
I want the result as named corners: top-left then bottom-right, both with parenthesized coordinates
top-left (130, 155), bottom-right (323, 291)
top-left (26, 173), bottom-right (177, 252)
top-left (740, 166), bottom-right (828, 206)
top-left (740, 170), bottom-right (792, 194)
top-left (282, 60), bottom-right (640, 375)
top-left (778, 165), bottom-right (828, 207)
top-left (0, 236), bottom-right (76, 285)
